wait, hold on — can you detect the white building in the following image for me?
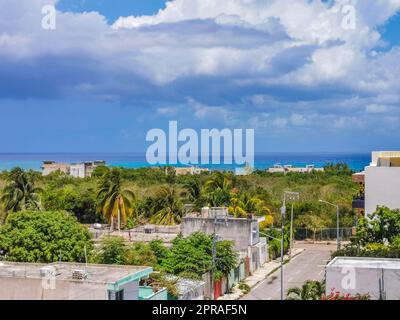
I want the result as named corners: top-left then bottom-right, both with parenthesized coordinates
top-left (354, 151), bottom-right (400, 215)
top-left (181, 207), bottom-right (267, 274)
top-left (70, 163), bottom-right (86, 178)
top-left (326, 257), bottom-right (400, 300)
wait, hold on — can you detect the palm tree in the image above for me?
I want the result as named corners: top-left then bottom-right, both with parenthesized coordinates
top-left (286, 280), bottom-right (325, 300)
top-left (182, 178), bottom-right (205, 210)
top-left (96, 168), bottom-right (135, 230)
top-left (204, 172), bottom-right (233, 207)
top-left (204, 172), bottom-right (232, 193)
top-left (0, 168), bottom-right (42, 216)
top-left (150, 186), bottom-right (183, 225)
top-left (228, 193), bottom-right (262, 217)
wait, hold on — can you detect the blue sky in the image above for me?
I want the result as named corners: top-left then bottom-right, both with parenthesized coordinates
top-left (0, 0), bottom-right (400, 153)
top-left (57, 0), bottom-right (168, 22)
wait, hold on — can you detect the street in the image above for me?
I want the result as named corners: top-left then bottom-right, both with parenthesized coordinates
top-left (241, 243), bottom-right (337, 300)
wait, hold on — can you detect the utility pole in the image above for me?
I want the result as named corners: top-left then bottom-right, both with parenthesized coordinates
top-left (280, 198), bottom-right (286, 301)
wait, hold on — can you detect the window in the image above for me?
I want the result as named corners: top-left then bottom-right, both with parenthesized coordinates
top-left (108, 289), bottom-right (124, 300)
top-left (115, 290), bottom-right (124, 300)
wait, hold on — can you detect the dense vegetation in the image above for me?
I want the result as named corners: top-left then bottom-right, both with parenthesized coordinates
top-left (0, 210), bottom-right (92, 263)
top-left (93, 233), bottom-right (238, 281)
top-left (286, 280), bottom-right (370, 300)
top-left (0, 163), bottom-right (357, 231)
top-left (332, 206), bottom-right (400, 259)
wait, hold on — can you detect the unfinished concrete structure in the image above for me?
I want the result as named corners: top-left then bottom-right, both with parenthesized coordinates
top-left (181, 207), bottom-right (267, 274)
top-left (0, 262), bottom-right (166, 300)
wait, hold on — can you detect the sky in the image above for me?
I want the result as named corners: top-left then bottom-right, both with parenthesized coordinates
top-left (0, 0), bottom-right (400, 153)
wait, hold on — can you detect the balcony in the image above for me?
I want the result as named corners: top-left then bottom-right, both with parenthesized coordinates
top-left (352, 196), bottom-right (365, 209)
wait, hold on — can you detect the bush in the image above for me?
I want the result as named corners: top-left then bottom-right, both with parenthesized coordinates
top-left (93, 236), bottom-right (127, 264)
top-left (238, 282), bottom-right (250, 294)
top-left (0, 210), bottom-right (93, 263)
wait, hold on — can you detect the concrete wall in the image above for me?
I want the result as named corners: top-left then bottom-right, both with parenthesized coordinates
top-left (365, 167), bottom-right (400, 214)
top-left (118, 280), bottom-right (139, 300)
top-left (181, 217), bottom-right (259, 252)
top-left (326, 265), bottom-right (400, 300)
top-left (0, 278), bottom-right (108, 300)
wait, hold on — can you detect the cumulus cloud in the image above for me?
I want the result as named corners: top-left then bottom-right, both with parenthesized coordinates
top-left (1, 0), bottom-right (400, 142)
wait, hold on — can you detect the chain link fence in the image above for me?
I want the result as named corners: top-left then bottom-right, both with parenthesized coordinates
top-left (294, 228), bottom-right (353, 241)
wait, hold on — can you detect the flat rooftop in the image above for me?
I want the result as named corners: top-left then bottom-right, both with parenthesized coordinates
top-left (328, 257), bottom-right (400, 269)
top-left (0, 262), bottom-right (152, 284)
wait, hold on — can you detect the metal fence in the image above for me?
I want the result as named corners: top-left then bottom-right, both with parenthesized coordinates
top-left (294, 228), bottom-right (353, 241)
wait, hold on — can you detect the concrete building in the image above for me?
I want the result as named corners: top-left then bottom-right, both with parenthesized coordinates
top-left (326, 257), bottom-right (400, 300)
top-left (70, 163), bottom-right (86, 178)
top-left (172, 166), bottom-right (210, 176)
top-left (267, 164), bottom-right (323, 174)
top-left (181, 207), bottom-right (267, 274)
top-left (352, 151), bottom-right (400, 215)
top-left (42, 160), bottom-right (106, 178)
top-left (42, 161), bottom-right (70, 176)
top-left (0, 262), bottom-right (166, 300)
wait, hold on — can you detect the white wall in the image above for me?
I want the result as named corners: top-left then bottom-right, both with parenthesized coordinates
top-left (70, 164), bottom-right (85, 178)
top-left (326, 265), bottom-right (400, 300)
top-left (365, 167), bottom-right (400, 215)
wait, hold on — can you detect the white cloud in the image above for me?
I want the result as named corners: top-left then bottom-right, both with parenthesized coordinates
top-left (366, 104), bottom-right (391, 113)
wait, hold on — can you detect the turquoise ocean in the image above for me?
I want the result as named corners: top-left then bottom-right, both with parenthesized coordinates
top-left (0, 152), bottom-right (369, 172)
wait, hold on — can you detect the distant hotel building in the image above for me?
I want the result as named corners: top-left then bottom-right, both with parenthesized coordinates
top-left (42, 160), bottom-right (106, 178)
top-left (352, 151), bottom-right (400, 215)
top-left (267, 164), bottom-right (323, 174)
top-left (172, 166), bottom-right (210, 175)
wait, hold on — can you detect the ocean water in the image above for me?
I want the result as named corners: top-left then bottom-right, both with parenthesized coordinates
top-left (0, 152), bottom-right (369, 172)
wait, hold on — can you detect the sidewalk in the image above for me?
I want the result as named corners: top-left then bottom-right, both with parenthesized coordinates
top-left (218, 247), bottom-right (305, 300)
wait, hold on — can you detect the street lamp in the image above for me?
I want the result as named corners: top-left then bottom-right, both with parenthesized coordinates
top-left (319, 200), bottom-right (340, 250)
top-left (283, 192), bottom-right (300, 256)
top-left (280, 203), bottom-right (285, 301)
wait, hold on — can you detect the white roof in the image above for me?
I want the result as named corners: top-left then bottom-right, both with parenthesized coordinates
top-left (328, 257), bottom-right (400, 270)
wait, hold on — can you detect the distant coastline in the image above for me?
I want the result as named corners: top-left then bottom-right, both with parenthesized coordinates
top-left (0, 152), bottom-right (370, 172)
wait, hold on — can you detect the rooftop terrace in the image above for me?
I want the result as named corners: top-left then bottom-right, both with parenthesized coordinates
top-left (0, 262), bottom-right (152, 285)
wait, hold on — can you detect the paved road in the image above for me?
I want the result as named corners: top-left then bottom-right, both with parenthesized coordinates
top-left (242, 243), bottom-right (337, 300)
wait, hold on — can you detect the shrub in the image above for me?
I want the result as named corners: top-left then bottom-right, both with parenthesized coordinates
top-left (0, 210), bottom-right (92, 263)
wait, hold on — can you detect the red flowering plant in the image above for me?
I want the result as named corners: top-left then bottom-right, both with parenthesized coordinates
top-left (321, 289), bottom-right (370, 300)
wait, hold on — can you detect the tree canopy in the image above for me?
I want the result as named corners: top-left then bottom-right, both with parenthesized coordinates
top-left (0, 210), bottom-right (93, 263)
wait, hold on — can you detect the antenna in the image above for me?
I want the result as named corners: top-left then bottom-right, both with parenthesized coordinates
top-left (84, 245), bottom-right (88, 271)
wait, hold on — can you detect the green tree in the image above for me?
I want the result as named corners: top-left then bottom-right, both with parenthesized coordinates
top-left (96, 168), bottom-right (135, 229)
top-left (286, 280), bottom-right (325, 300)
top-left (204, 172), bottom-right (233, 207)
top-left (149, 239), bottom-right (170, 266)
top-left (94, 236), bottom-right (127, 265)
top-left (161, 232), bottom-right (238, 280)
top-left (182, 178), bottom-right (204, 210)
top-left (150, 186), bottom-right (183, 225)
top-left (0, 168), bottom-right (42, 214)
top-left (165, 167), bottom-right (177, 185)
top-left (126, 242), bottom-right (157, 266)
top-left (0, 210), bottom-right (92, 263)
top-left (42, 186), bottom-right (98, 223)
top-left (356, 206), bottom-right (400, 245)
